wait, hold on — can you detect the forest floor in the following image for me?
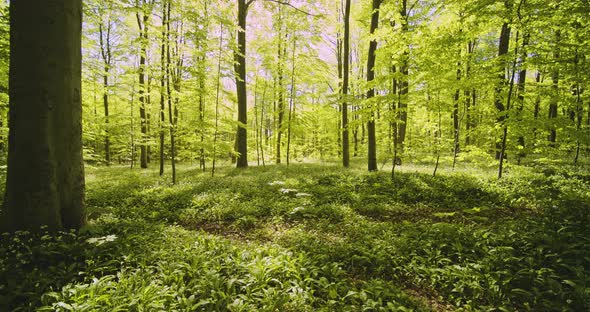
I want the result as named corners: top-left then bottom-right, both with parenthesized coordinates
top-left (1, 161), bottom-right (589, 311)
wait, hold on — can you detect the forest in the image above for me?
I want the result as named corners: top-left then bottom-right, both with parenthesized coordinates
top-left (0, 0), bottom-right (589, 310)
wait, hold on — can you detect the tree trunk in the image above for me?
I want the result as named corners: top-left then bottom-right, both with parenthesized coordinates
top-left (98, 18), bottom-right (112, 165)
top-left (275, 7), bottom-right (285, 164)
top-left (136, 3), bottom-right (150, 169)
top-left (397, 0), bottom-right (409, 165)
top-left (235, 0), bottom-right (249, 168)
top-left (165, 0), bottom-right (176, 184)
top-left (548, 30), bottom-right (560, 146)
top-left (465, 40), bottom-right (475, 146)
top-left (493, 22), bottom-right (511, 159)
top-left (452, 61), bottom-right (461, 169)
top-left (1, 0), bottom-right (85, 232)
top-left (366, 0), bottom-right (381, 172)
top-left (516, 34), bottom-right (529, 162)
top-left (159, 1), bottom-right (166, 176)
top-left (286, 36), bottom-right (296, 166)
top-left (212, 22), bottom-right (223, 177)
top-left (342, 0), bottom-right (351, 167)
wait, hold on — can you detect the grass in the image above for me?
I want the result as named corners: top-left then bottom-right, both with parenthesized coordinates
top-left (1, 161), bottom-right (589, 311)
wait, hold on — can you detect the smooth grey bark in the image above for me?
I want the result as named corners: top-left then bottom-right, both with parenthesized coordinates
top-left (1, 0), bottom-right (85, 232)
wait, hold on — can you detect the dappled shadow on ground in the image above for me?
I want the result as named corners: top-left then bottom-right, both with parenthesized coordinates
top-left (2, 163), bottom-right (589, 311)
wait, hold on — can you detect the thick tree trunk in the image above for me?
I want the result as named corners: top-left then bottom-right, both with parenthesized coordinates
top-left (2, 0), bottom-right (85, 232)
top-left (235, 0), bottom-right (248, 168)
top-left (366, 0), bottom-right (381, 172)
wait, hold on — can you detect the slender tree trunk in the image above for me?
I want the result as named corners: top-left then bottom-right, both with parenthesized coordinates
top-left (452, 60), bottom-right (461, 169)
top-left (366, 0), bottom-right (381, 171)
top-left (286, 36), bottom-right (296, 166)
top-left (260, 82), bottom-right (266, 166)
top-left (159, 1), bottom-right (166, 176)
top-left (198, 67), bottom-right (206, 170)
top-left (533, 71), bottom-right (542, 141)
top-left (130, 81), bottom-right (136, 169)
top-left (494, 22), bottom-right (511, 159)
top-left (235, 0), bottom-right (249, 168)
top-left (499, 32), bottom-right (520, 179)
top-left (548, 30), bottom-right (560, 146)
top-left (516, 34), bottom-right (529, 163)
top-left (397, 0), bottom-right (409, 165)
top-left (165, 0), bottom-right (176, 184)
top-left (254, 76), bottom-right (261, 166)
top-left (275, 8), bottom-right (285, 164)
top-left (465, 40), bottom-right (474, 146)
top-left (146, 75), bottom-right (152, 164)
top-left (136, 3), bottom-right (150, 168)
top-left (433, 93), bottom-right (442, 178)
top-left (573, 50), bottom-right (582, 164)
top-left (98, 18), bottom-right (112, 165)
top-left (341, 0), bottom-right (351, 167)
top-left (212, 23), bottom-right (223, 177)
top-left (1, 0), bottom-right (85, 231)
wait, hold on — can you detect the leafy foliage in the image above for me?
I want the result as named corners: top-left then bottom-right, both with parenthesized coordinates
top-left (3, 163), bottom-right (590, 310)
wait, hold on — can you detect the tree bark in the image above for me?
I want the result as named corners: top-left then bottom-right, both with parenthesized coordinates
top-left (235, 0), bottom-right (249, 168)
top-left (136, 1), bottom-right (150, 169)
top-left (2, 0), bottom-right (85, 232)
top-left (275, 6), bottom-right (285, 164)
top-left (159, 1), bottom-right (166, 176)
top-left (366, 0), bottom-right (381, 172)
top-left (165, 0), bottom-right (176, 184)
top-left (548, 30), bottom-right (560, 146)
top-left (397, 0), bottom-right (409, 164)
top-left (98, 15), bottom-right (112, 165)
top-left (342, 0), bottom-right (351, 167)
top-left (286, 36), bottom-right (296, 166)
top-left (493, 22), bottom-right (511, 159)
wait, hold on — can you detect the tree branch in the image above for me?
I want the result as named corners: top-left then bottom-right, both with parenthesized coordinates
top-left (265, 0), bottom-right (320, 17)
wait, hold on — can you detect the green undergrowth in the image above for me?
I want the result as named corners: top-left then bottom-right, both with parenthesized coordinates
top-left (1, 162), bottom-right (589, 311)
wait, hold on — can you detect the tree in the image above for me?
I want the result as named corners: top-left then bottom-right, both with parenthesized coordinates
top-left (341, 0), bottom-right (351, 167)
top-left (493, 14), bottom-right (511, 160)
top-left (135, 0), bottom-right (152, 168)
top-left (1, 0), bottom-right (85, 231)
top-left (366, 0), bottom-right (382, 171)
top-left (97, 1), bottom-right (114, 165)
top-left (234, 0), bottom-right (250, 168)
